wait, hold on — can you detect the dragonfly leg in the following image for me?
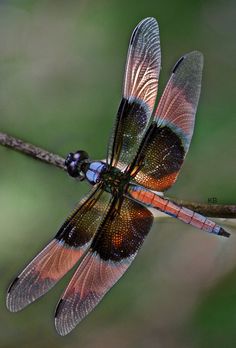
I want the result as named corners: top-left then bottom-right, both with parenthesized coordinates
top-left (128, 184), bottom-right (230, 238)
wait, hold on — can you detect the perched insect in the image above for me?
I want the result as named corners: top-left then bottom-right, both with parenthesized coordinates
top-left (6, 17), bottom-right (229, 336)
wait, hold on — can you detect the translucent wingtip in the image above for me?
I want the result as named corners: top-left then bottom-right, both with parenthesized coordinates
top-left (6, 277), bottom-right (21, 312)
top-left (54, 298), bottom-right (74, 336)
top-left (172, 51), bottom-right (204, 75)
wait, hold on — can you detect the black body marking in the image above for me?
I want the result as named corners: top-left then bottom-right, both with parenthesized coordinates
top-left (172, 56), bottom-right (185, 74)
top-left (55, 299), bottom-right (64, 318)
top-left (8, 277), bottom-right (19, 293)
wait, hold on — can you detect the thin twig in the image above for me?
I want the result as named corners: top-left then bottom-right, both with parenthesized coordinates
top-left (0, 132), bottom-right (66, 170)
top-left (0, 131), bottom-right (235, 219)
top-left (167, 198), bottom-right (236, 219)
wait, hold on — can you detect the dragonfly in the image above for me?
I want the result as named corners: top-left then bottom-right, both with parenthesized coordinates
top-left (6, 17), bottom-right (230, 336)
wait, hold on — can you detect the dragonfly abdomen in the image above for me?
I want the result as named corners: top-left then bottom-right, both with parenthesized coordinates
top-left (128, 185), bottom-right (230, 237)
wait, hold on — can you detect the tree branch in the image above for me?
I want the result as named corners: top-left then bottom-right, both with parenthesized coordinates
top-left (0, 131), bottom-right (235, 219)
top-left (0, 132), bottom-right (66, 170)
top-left (167, 198), bottom-right (236, 218)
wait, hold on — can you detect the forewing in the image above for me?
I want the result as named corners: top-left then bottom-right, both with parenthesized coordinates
top-left (133, 51), bottom-right (203, 191)
top-left (108, 17), bottom-right (161, 170)
top-left (55, 197), bottom-right (153, 336)
top-left (6, 184), bottom-right (112, 312)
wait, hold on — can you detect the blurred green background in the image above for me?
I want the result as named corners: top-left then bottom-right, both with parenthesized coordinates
top-left (0, 0), bottom-right (235, 347)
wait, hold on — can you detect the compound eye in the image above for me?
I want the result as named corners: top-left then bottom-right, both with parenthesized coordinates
top-left (66, 161), bottom-right (78, 177)
top-left (65, 150), bottom-right (89, 179)
top-left (67, 163), bottom-right (85, 180)
top-left (64, 152), bottom-right (74, 167)
top-left (74, 150), bottom-right (89, 161)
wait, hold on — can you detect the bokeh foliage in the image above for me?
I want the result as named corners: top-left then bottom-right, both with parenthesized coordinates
top-left (0, 1), bottom-right (235, 347)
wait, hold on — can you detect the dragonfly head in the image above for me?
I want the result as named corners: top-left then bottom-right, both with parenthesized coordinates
top-left (65, 150), bottom-right (89, 180)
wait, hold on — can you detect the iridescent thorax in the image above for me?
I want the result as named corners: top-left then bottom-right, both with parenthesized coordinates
top-left (100, 166), bottom-right (131, 195)
top-left (65, 150), bottom-right (131, 195)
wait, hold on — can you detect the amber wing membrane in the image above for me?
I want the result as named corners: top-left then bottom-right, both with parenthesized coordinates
top-left (133, 51), bottom-right (203, 191)
top-left (6, 184), bottom-right (112, 312)
top-left (55, 196), bottom-right (153, 336)
top-left (108, 17), bottom-right (161, 170)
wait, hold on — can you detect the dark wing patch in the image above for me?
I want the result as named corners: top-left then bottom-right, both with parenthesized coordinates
top-left (132, 123), bottom-right (185, 191)
top-left (92, 196), bottom-right (153, 261)
top-left (109, 98), bottom-right (150, 170)
top-left (55, 197), bottom-right (153, 336)
top-left (108, 17), bottom-right (161, 170)
top-left (6, 185), bottom-right (112, 312)
top-left (55, 184), bottom-right (111, 248)
top-left (154, 51), bottom-right (203, 152)
top-left (129, 51), bottom-right (203, 191)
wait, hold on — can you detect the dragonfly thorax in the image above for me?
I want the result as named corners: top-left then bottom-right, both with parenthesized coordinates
top-left (65, 151), bottom-right (130, 192)
top-left (101, 167), bottom-right (130, 195)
